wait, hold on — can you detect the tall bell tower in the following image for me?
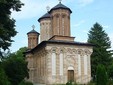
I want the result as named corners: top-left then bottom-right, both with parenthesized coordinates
top-left (49, 0), bottom-right (72, 37)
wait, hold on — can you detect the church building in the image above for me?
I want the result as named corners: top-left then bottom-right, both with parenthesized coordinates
top-left (25, 1), bottom-right (93, 85)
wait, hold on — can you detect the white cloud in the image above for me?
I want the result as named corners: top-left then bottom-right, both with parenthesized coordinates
top-left (78, 0), bottom-right (94, 6)
top-left (11, 0), bottom-right (94, 20)
top-left (109, 34), bottom-right (113, 50)
top-left (73, 20), bottom-right (85, 27)
top-left (11, 0), bottom-right (74, 20)
top-left (11, 0), bottom-right (58, 20)
top-left (102, 25), bottom-right (109, 29)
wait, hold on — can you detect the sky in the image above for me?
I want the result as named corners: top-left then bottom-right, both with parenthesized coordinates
top-left (10, 0), bottom-right (113, 52)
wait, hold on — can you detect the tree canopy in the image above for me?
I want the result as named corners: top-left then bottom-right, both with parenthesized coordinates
top-left (2, 47), bottom-right (29, 85)
top-left (0, 64), bottom-right (11, 85)
top-left (0, 0), bottom-right (24, 58)
top-left (88, 22), bottom-right (113, 79)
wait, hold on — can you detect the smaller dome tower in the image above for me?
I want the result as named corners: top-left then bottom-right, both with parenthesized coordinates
top-left (38, 6), bottom-right (52, 42)
top-left (27, 25), bottom-right (40, 49)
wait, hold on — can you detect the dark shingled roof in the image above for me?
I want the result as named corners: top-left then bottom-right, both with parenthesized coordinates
top-left (49, 2), bottom-right (72, 13)
top-left (38, 2), bottom-right (72, 22)
top-left (38, 12), bottom-right (51, 22)
top-left (27, 29), bottom-right (39, 35)
top-left (25, 40), bottom-right (94, 53)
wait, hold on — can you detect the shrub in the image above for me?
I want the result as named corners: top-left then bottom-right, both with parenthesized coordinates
top-left (108, 80), bottom-right (113, 85)
top-left (96, 64), bottom-right (108, 85)
top-left (66, 81), bottom-right (72, 85)
top-left (19, 80), bottom-right (33, 85)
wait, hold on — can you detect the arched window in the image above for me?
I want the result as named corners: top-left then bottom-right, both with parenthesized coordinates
top-left (56, 14), bottom-right (60, 35)
top-left (62, 15), bottom-right (66, 35)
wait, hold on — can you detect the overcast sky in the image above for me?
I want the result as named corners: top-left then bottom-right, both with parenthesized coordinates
top-left (10, 0), bottom-right (113, 52)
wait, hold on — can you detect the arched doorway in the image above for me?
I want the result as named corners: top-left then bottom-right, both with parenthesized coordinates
top-left (68, 66), bottom-right (74, 82)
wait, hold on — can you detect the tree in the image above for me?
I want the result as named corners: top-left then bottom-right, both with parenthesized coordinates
top-left (0, 0), bottom-right (24, 58)
top-left (2, 47), bottom-right (29, 85)
top-left (96, 64), bottom-right (108, 85)
top-left (0, 64), bottom-right (11, 85)
top-left (88, 22), bottom-right (113, 79)
top-left (108, 63), bottom-right (113, 79)
top-left (16, 47), bottom-right (27, 58)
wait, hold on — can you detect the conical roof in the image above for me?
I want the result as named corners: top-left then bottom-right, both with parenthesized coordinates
top-left (38, 12), bottom-right (51, 22)
top-left (27, 29), bottom-right (39, 35)
top-left (49, 2), bottom-right (72, 13)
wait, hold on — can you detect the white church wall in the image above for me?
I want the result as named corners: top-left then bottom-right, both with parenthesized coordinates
top-left (59, 52), bottom-right (63, 75)
top-left (78, 54), bottom-right (81, 76)
top-left (52, 51), bottom-right (56, 75)
top-left (44, 44), bottom-right (93, 84)
top-left (84, 55), bottom-right (88, 75)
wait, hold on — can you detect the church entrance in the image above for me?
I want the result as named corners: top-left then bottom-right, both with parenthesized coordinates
top-left (68, 70), bottom-right (74, 82)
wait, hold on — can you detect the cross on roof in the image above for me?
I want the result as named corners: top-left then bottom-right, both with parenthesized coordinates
top-left (32, 25), bottom-right (35, 30)
top-left (59, 0), bottom-right (62, 3)
top-left (46, 6), bottom-right (50, 12)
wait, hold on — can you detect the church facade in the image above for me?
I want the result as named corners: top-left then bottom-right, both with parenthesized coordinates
top-left (25, 1), bottom-right (93, 85)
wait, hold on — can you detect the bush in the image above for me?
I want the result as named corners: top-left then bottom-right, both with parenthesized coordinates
top-left (96, 64), bottom-right (108, 85)
top-left (19, 80), bottom-right (33, 85)
top-left (66, 81), bottom-right (73, 85)
top-left (108, 80), bottom-right (113, 85)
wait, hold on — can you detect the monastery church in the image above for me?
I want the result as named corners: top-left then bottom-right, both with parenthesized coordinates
top-left (25, 1), bottom-right (93, 85)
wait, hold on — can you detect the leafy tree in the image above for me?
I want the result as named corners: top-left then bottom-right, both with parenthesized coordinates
top-left (0, 0), bottom-right (24, 58)
top-left (96, 64), bottom-right (108, 85)
top-left (0, 64), bottom-right (11, 85)
top-left (16, 47), bottom-right (27, 58)
top-left (2, 47), bottom-right (29, 85)
top-left (88, 22), bottom-right (113, 79)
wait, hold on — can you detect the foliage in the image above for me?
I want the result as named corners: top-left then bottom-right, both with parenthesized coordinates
top-left (87, 22), bottom-right (113, 79)
top-left (87, 81), bottom-right (95, 85)
top-left (0, 0), bottom-right (24, 58)
top-left (2, 47), bottom-right (29, 85)
top-left (19, 80), bottom-right (33, 85)
top-left (108, 63), bottom-right (113, 79)
top-left (15, 47), bottom-right (27, 58)
top-left (108, 80), bottom-right (113, 85)
top-left (66, 81), bottom-right (77, 85)
top-left (96, 64), bottom-right (108, 85)
top-left (0, 64), bottom-right (11, 85)
top-left (66, 81), bottom-right (72, 85)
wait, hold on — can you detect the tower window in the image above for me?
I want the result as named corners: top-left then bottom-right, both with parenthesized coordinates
top-left (62, 15), bottom-right (66, 18)
top-left (56, 14), bottom-right (59, 18)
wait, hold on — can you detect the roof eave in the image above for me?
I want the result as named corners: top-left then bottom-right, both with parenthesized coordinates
top-left (49, 8), bottom-right (72, 14)
top-left (26, 40), bottom-right (94, 53)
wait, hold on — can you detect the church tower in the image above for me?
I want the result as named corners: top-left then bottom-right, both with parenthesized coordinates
top-left (38, 7), bottom-right (52, 42)
top-left (38, 0), bottom-right (73, 42)
top-left (49, 1), bottom-right (72, 37)
top-left (27, 25), bottom-right (40, 49)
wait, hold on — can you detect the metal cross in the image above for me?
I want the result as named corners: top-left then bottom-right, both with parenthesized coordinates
top-left (59, 0), bottom-right (62, 3)
top-left (46, 6), bottom-right (50, 12)
top-left (32, 25), bottom-right (35, 30)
